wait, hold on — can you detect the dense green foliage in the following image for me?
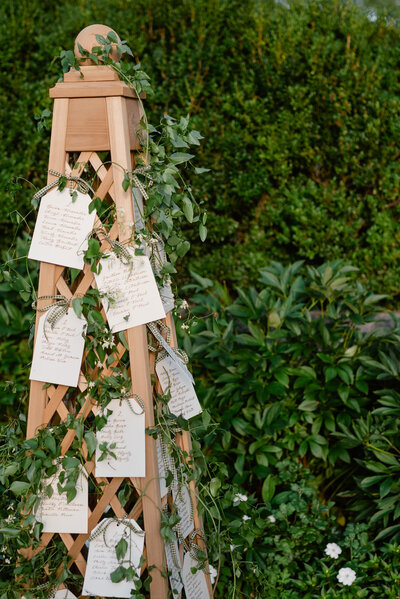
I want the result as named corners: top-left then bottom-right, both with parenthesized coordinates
top-left (2, 0), bottom-right (400, 296)
top-left (179, 261), bottom-right (400, 542)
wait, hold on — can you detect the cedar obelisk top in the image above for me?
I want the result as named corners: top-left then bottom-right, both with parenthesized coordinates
top-left (74, 24), bottom-right (121, 64)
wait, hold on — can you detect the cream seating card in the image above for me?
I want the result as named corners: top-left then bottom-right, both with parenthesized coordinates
top-left (156, 355), bottom-right (202, 420)
top-left (28, 187), bottom-right (96, 270)
top-left (83, 518), bottom-right (145, 598)
top-left (173, 484), bottom-right (194, 540)
top-left (94, 250), bottom-right (165, 333)
top-left (95, 398), bottom-right (145, 477)
top-left (182, 553), bottom-right (210, 599)
top-left (165, 538), bottom-right (183, 595)
top-left (30, 309), bottom-right (86, 388)
top-left (36, 466), bottom-right (88, 534)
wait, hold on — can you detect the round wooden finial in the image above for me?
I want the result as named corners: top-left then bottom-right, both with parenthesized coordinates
top-left (74, 24), bottom-right (121, 64)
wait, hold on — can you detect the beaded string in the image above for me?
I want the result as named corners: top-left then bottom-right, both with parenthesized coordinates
top-left (120, 392), bottom-right (145, 415)
top-left (132, 165), bottom-right (153, 201)
top-left (32, 169), bottom-right (95, 202)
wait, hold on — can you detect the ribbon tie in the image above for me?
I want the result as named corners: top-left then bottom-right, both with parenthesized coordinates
top-left (132, 165), bottom-right (153, 201)
top-left (32, 169), bottom-right (95, 203)
top-left (147, 320), bottom-right (189, 366)
top-left (32, 295), bottom-right (69, 340)
top-left (89, 228), bottom-right (133, 266)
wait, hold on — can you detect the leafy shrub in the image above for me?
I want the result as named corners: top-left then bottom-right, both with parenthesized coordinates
top-left (2, 1), bottom-right (400, 294)
top-left (180, 261), bottom-right (400, 542)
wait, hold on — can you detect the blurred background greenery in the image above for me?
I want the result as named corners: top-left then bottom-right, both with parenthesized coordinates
top-left (2, 0), bottom-right (400, 296)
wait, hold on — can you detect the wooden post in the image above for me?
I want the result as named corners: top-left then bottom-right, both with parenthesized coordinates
top-left (25, 24), bottom-right (213, 598)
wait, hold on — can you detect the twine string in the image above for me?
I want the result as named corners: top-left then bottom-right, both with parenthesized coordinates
top-left (32, 169), bottom-right (95, 202)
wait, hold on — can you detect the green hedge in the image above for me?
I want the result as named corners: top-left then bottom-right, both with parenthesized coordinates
top-left (2, 0), bottom-right (400, 296)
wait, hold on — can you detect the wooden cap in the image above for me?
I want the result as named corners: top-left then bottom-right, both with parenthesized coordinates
top-left (74, 24), bottom-right (121, 65)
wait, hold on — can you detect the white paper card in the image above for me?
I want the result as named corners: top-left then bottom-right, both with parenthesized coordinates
top-left (54, 591), bottom-right (78, 599)
top-left (28, 187), bottom-right (96, 269)
top-left (36, 466), bottom-right (88, 533)
top-left (182, 553), bottom-right (209, 599)
top-left (148, 322), bottom-right (194, 384)
top-left (95, 398), bottom-right (145, 477)
top-left (94, 250), bottom-right (165, 333)
top-left (173, 484), bottom-right (194, 540)
top-left (156, 356), bottom-right (202, 420)
top-left (156, 436), bottom-right (175, 497)
top-left (83, 518), bottom-right (145, 598)
top-left (166, 539), bottom-right (183, 595)
top-left (30, 309), bottom-right (87, 387)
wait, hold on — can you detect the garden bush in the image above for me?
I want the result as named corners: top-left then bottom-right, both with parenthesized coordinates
top-left (179, 260), bottom-right (400, 545)
top-left (2, 0), bottom-right (400, 295)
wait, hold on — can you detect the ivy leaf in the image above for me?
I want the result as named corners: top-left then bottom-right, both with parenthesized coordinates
top-left (72, 297), bottom-right (83, 319)
top-left (169, 153), bottom-right (194, 165)
top-left (44, 435), bottom-right (57, 456)
top-left (115, 536), bottom-right (128, 561)
top-left (110, 565), bottom-right (126, 583)
top-left (199, 223), bottom-right (207, 242)
top-left (10, 481), bottom-right (30, 496)
top-left (84, 430), bottom-right (97, 459)
top-left (262, 475), bottom-right (276, 503)
top-left (182, 196), bottom-right (193, 223)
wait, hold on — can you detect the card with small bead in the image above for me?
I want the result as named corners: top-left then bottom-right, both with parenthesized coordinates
top-left (29, 309), bottom-right (87, 388)
top-left (94, 250), bottom-right (165, 332)
top-left (36, 465), bottom-right (88, 534)
top-left (83, 518), bottom-right (145, 598)
top-left (156, 355), bottom-right (202, 420)
top-left (182, 553), bottom-right (210, 599)
top-left (95, 397), bottom-right (145, 477)
top-left (28, 187), bottom-right (96, 270)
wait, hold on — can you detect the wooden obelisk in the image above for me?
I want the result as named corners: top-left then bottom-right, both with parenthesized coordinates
top-left (25, 24), bottom-right (213, 599)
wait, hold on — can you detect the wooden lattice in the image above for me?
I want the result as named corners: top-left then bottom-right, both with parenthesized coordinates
top-left (25, 40), bottom-right (213, 599)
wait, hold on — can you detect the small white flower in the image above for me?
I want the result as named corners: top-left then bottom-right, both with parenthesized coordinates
top-left (6, 514), bottom-right (15, 523)
top-left (181, 323), bottom-right (189, 330)
top-left (102, 340), bottom-right (110, 349)
top-left (7, 504), bottom-right (14, 511)
top-left (4, 557), bottom-right (10, 564)
top-left (242, 515), bottom-right (251, 521)
top-left (337, 567), bottom-right (356, 586)
top-left (233, 493), bottom-right (248, 506)
top-left (208, 564), bottom-right (217, 584)
top-left (325, 542), bottom-right (342, 559)
top-left (96, 360), bottom-right (102, 368)
top-left (1, 546), bottom-right (7, 552)
top-left (180, 300), bottom-right (189, 310)
top-left (120, 387), bottom-right (128, 396)
top-left (268, 515), bottom-right (276, 523)
top-left (88, 381), bottom-right (96, 389)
